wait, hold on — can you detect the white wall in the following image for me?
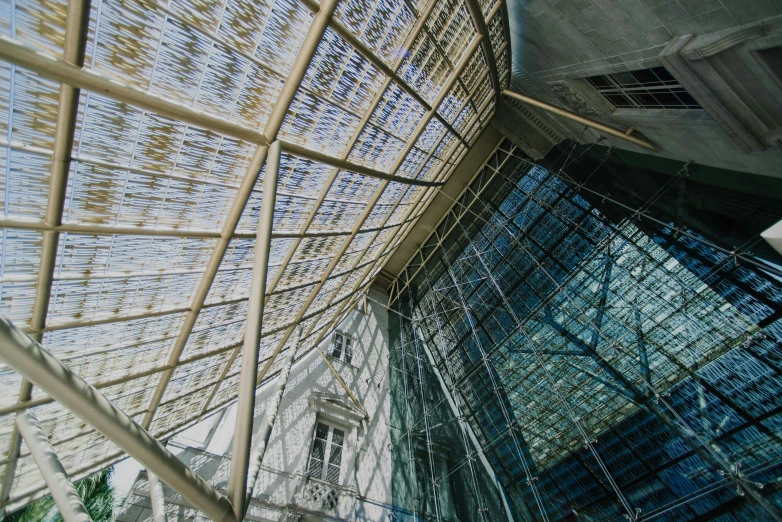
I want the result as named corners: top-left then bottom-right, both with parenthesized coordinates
top-left (117, 285), bottom-right (393, 522)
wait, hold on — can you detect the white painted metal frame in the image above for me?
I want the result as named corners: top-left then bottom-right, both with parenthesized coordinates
top-left (0, 0), bottom-right (509, 515)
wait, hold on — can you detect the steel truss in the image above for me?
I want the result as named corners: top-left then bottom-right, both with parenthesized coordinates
top-left (0, 0), bottom-right (511, 516)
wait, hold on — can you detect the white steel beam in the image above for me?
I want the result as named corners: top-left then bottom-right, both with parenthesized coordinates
top-left (0, 38), bottom-right (268, 145)
top-left (244, 328), bottom-right (299, 513)
top-left (465, 0), bottom-right (500, 100)
top-left (206, 0), bottom-right (443, 407)
top-left (0, 342), bottom-right (239, 417)
top-left (263, 34), bottom-right (484, 377)
top-left (263, 1), bottom-right (438, 298)
top-left (303, 75), bottom-right (490, 340)
top-left (297, 0), bottom-right (469, 146)
top-left (503, 89), bottom-right (658, 151)
top-left (140, 0), bottom-right (341, 432)
top-left (0, 0), bottom-right (91, 508)
top-left (15, 411), bottom-right (92, 522)
top-left (389, 139), bottom-right (513, 304)
top-left (280, 141), bottom-right (444, 187)
top-left (0, 317), bottom-right (237, 522)
top-left (303, 51), bottom-right (492, 345)
top-left (0, 216), bottom-right (415, 242)
top-left (227, 139), bottom-right (281, 519)
top-left (148, 472), bottom-right (168, 522)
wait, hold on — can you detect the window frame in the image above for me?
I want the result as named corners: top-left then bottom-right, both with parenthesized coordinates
top-left (306, 419), bottom-right (347, 485)
top-left (329, 331), bottom-right (354, 365)
top-left (584, 67), bottom-right (701, 110)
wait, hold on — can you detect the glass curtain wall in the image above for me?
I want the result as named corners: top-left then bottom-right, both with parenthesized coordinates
top-left (389, 139), bottom-right (782, 521)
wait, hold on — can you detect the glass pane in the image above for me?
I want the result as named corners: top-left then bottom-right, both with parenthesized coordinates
top-left (651, 66), bottom-right (676, 83)
top-left (653, 91), bottom-right (684, 108)
top-left (332, 333), bottom-right (343, 358)
top-left (308, 458), bottom-right (324, 478)
top-left (328, 444), bottom-right (342, 466)
top-left (631, 68), bottom-right (660, 86)
top-left (585, 75), bottom-right (610, 88)
top-left (315, 422), bottom-right (329, 439)
top-left (332, 427), bottom-right (345, 446)
top-left (311, 438), bottom-right (326, 460)
top-left (344, 338), bottom-right (353, 364)
top-left (326, 463), bottom-right (341, 483)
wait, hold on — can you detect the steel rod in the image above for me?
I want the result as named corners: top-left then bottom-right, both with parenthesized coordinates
top-left (503, 89), bottom-right (658, 151)
top-left (281, 141), bottom-right (444, 187)
top-left (141, 0), bottom-right (340, 432)
top-left (15, 411), bottom-right (92, 522)
top-left (267, 33), bottom-right (484, 364)
top-left (1, 0), bottom-right (92, 508)
top-left (0, 38), bottom-right (267, 145)
top-left (307, 75), bottom-right (492, 337)
top-left (0, 217), bottom-right (413, 242)
top-left (262, 0), bottom-right (438, 299)
top-left (465, 0), bottom-right (500, 99)
top-left (227, 140), bottom-right (281, 520)
top-left (316, 346), bottom-right (366, 415)
top-left (0, 317), bottom-right (236, 522)
top-left (148, 472), bottom-right (168, 522)
top-left (244, 328), bottom-right (299, 513)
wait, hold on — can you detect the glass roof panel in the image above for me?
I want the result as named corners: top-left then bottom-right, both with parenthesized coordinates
top-left (0, 0), bottom-right (504, 507)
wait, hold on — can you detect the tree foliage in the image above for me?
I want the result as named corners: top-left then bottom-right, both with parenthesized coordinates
top-left (2, 467), bottom-right (114, 522)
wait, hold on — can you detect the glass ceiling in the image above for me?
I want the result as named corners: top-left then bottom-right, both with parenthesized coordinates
top-left (0, 0), bottom-right (509, 510)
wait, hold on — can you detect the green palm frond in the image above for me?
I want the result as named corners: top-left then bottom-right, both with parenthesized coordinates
top-left (1, 467), bottom-right (115, 522)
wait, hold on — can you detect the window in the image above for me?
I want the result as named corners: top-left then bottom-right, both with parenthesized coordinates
top-left (308, 422), bottom-right (345, 484)
top-left (330, 332), bottom-right (353, 364)
top-left (585, 67), bottom-right (701, 109)
top-left (755, 46), bottom-right (782, 89)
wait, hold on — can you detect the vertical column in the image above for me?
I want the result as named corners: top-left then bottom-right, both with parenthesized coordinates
top-left (15, 411), bottom-right (91, 522)
top-left (228, 140), bottom-right (281, 518)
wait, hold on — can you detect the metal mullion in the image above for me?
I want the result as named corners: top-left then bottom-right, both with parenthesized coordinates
top-left (415, 271), bottom-right (499, 522)
top-left (0, 216), bottom-right (421, 240)
top-left (261, 34), bottom-right (481, 391)
top-left (1, 0), bottom-right (91, 507)
top-left (441, 174), bottom-right (781, 518)
top-left (263, 0), bottom-right (440, 298)
top-left (270, 251), bottom-right (386, 297)
top-left (465, 0), bottom-right (500, 105)
top-left (0, 39), bottom-right (270, 145)
top-left (432, 245), bottom-right (549, 518)
top-left (303, 91), bottom-right (485, 340)
top-left (0, 342), bottom-right (240, 418)
top-left (198, 266), bottom-right (377, 414)
top-left (433, 169), bottom-right (568, 336)
top-left (140, 0), bottom-right (341, 434)
top-left (0, 318), bottom-right (238, 522)
top-left (301, 0), bottom-right (469, 147)
top-left (506, 182), bottom-right (755, 354)
top-left (282, 141), bottom-right (443, 187)
top-left (305, 97), bottom-right (487, 348)
top-left (390, 140), bottom-right (515, 304)
top-left (448, 221), bottom-right (637, 520)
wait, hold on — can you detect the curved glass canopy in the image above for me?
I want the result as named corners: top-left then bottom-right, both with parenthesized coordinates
top-left (0, 0), bottom-right (510, 509)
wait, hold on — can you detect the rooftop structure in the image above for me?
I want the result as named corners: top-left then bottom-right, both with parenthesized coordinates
top-left (0, 1), bottom-right (780, 521)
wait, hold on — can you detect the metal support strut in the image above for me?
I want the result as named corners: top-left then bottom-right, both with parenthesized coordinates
top-left (15, 411), bottom-right (92, 522)
top-left (0, 317), bottom-right (236, 522)
top-left (227, 139), bottom-right (282, 520)
top-left (502, 89), bottom-right (657, 151)
top-left (148, 472), bottom-right (168, 522)
top-left (244, 327), bottom-right (301, 512)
